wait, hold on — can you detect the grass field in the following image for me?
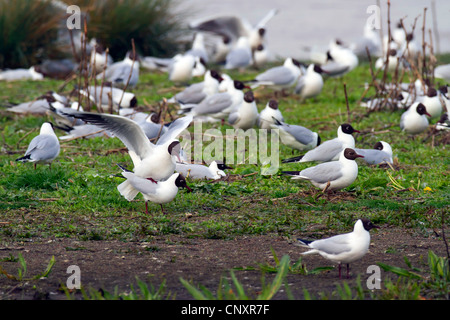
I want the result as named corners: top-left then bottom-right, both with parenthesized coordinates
top-left (0, 58), bottom-right (449, 300)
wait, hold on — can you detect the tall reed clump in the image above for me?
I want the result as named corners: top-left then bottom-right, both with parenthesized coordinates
top-left (0, 0), bottom-right (66, 69)
top-left (71, 0), bottom-right (189, 60)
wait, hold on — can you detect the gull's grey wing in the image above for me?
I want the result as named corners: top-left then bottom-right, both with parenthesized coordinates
top-left (228, 111), bottom-right (240, 125)
top-left (103, 63), bottom-right (138, 85)
top-left (156, 115), bottom-right (193, 146)
top-left (321, 62), bottom-right (350, 77)
top-left (255, 66), bottom-right (296, 85)
top-left (62, 111), bottom-right (154, 160)
top-left (299, 161), bottom-right (343, 184)
top-left (121, 171), bottom-right (159, 195)
top-left (309, 234), bottom-right (353, 255)
top-left (302, 138), bottom-right (343, 162)
top-left (191, 92), bottom-right (233, 115)
top-left (175, 82), bottom-right (206, 104)
top-left (280, 123), bottom-right (316, 146)
top-left (26, 135), bottom-right (59, 161)
top-left (190, 16), bottom-right (246, 41)
top-left (59, 124), bottom-right (110, 140)
top-left (354, 148), bottom-right (391, 165)
top-left (7, 99), bottom-right (50, 114)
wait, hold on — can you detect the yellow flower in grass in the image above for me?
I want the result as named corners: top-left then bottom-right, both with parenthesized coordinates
top-left (423, 187), bottom-right (432, 192)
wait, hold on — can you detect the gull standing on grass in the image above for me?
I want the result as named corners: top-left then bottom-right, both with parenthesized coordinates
top-left (296, 218), bottom-right (379, 278)
top-left (167, 70), bottom-right (223, 105)
top-left (248, 57), bottom-right (303, 93)
top-left (98, 51), bottom-right (140, 88)
top-left (227, 91), bottom-right (259, 130)
top-left (282, 123), bottom-right (359, 163)
top-left (15, 122), bottom-right (60, 170)
top-left (400, 102), bottom-right (431, 135)
top-left (294, 64), bottom-right (327, 101)
top-left (179, 80), bottom-right (248, 123)
top-left (282, 148), bottom-right (364, 192)
top-left (257, 99), bottom-right (284, 130)
top-left (354, 141), bottom-right (393, 165)
top-left (117, 164), bottom-right (191, 215)
top-left (270, 118), bottom-right (321, 152)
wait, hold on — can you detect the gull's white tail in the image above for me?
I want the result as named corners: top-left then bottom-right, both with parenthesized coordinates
top-left (117, 180), bottom-right (139, 201)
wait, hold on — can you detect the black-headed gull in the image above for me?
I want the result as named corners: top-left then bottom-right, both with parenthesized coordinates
top-left (117, 164), bottom-right (191, 214)
top-left (400, 102), bottom-right (431, 134)
top-left (375, 49), bottom-right (403, 72)
top-left (175, 161), bottom-right (230, 180)
top-left (294, 64), bottom-right (326, 101)
top-left (90, 45), bottom-right (113, 75)
top-left (321, 40), bottom-right (359, 78)
top-left (249, 57), bottom-right (303, 92)
top-left (189, 8), bottom-right (278, 52)
top-left (296, 218), bottom-right (379, 278)
top-left (283, 148), bottom-right (363, 192)
top-left (228, 90), bottom-right (259, 130)
top-left (436, 113), bottom-right (449, 131)
top-left (62, 111), bottom-right (193, 183)
top-left (167, 70), bottom-right (223, 105)
top-left (271, 118), bottom-right (320, 152)
top-left (282, 124), bottom-right (359, 163)
top-left (79, 85), bottom-right (137, 111)
top-left (168, 54), bottom-right (197, 83)
top-left (16, 122), bottom-right (60, 170)
top-left (97, 51), bottom-right (139, 88)
top-left (354, 141), bottom-right (393, 165)
top-left (257, 99), bottom-right (284, 130)
top-left (7, 92), bottom-right (66, 115)
top-left (252, 44), bottom-right (270, 68)
top-left (179, 80), bottom-right (248, 122)
top-left (416, 88), bottom-right (443, 119)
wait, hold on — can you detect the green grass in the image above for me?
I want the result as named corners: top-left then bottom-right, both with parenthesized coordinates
top-left (0, 60), bottom-right (448, 242)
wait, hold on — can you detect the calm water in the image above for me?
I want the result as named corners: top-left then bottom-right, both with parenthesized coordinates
top-left (179, 0), bottom-right (450, 59)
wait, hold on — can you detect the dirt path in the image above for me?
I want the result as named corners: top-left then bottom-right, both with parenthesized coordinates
top-left (0, 226), bottom-right (447, 300)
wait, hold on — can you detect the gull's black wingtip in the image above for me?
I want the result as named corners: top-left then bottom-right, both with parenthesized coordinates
top-left (281, 171), bottom-right (300, 176)
top-left (281, 155), bottom-right (303, 163)
top-left (297, 238), bottom-right (313, 246)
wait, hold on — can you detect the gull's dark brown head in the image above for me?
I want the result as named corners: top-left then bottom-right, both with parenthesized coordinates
top-left (244, 91), bottom-right (255, 103)
top-left (175, 174), bottom-right (192, 192)
top-left (343, 148), bottom-right (364, 160)
top-left (361, 218), bottom-right (379, 231)
top-left (341, 123), bottom-right (360, 134)
top-left (268, 99), bottom-right (278, 110)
